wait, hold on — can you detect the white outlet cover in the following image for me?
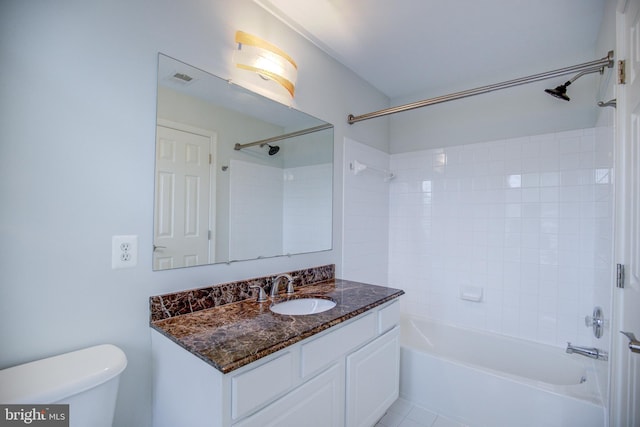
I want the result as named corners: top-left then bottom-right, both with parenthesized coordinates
top-left (112, 235), bottom-right (138, 269)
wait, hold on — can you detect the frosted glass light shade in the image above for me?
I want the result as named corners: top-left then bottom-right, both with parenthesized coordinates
top-left (233, 31), bottom-right (297, 100)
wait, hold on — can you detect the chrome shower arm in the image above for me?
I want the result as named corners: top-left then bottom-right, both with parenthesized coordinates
top-left (566, 65), bottom-right (607, 85)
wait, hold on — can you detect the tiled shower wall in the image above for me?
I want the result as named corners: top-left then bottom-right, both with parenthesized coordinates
top-left (283, 163), bottom-right (333, 254)
top-left (230, 159), bottom-right (283, 260)
top-left (229, 159), bottom-right (332, 260)
top-left (387, 127), bottom-right (614, 347)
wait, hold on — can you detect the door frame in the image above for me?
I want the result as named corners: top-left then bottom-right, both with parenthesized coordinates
top-left (610, 0), bottom-right (640, 425)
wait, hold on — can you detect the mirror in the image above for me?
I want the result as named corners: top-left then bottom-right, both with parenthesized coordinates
top-left (154, 54), bottom-right (334, 270)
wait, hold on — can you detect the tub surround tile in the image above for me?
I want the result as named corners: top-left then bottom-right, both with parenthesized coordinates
top-left (149, 264), bottom-right (335, 322)
top-left (150, 270), bottom-right (403, 373)
top-left (388, 127), bottom-right (613, 347)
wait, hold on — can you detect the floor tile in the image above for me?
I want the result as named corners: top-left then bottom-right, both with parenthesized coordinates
top-left (405, 405), bottom-right (438, 425)
top-left (399, 418), bottom-right (431, 427)
top-left (380, 398), bottom-right (468, 427)
top-left (376, 410), bottom-right (405, 427)
top-left (432, 415), bottom-right (467, 427)
top-left (388, 398), bottom-right (414, 417)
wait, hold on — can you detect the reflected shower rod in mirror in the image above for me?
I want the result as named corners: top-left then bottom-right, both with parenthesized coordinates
top-left (234, 123), bottom-right (333, 151)
top-left (347, 50), bottom-right (614, 124)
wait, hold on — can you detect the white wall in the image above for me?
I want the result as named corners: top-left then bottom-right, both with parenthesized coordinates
top-left (342, 138), bottom-right (391, 285)
top-left (388, 77), bottom-right (609, 153)
top-left (0, 1), bottom-right (389, 426)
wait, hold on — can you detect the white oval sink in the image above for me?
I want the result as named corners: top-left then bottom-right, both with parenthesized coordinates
top-left (270, 297), bottom-right (336, 315)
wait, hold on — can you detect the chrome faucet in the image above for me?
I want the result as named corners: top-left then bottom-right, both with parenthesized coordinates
top-left (566, 342), bottom-right (608, 361)
top-left (270, 274), bottom-right (294, 297)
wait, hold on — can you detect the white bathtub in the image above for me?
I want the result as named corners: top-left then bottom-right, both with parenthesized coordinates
top-left (399, 316), bottom-right (605, 427)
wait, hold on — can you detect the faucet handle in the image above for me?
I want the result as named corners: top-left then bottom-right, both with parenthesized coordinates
top-left (249, 285), bottom-right (268, 302)
top-left (285, 277), bottom-right (295, 294)
top-left (272, 274), bottom-right (296, 295)
top-left (585, 306), bottom-right (606, 339)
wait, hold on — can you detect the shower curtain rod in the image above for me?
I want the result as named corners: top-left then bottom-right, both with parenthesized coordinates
top-left (347, 51), bottom-right (614, 125)
top-left (234, 123), bottom-right (333, 150)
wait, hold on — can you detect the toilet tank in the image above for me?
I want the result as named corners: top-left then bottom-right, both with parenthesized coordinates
top-left (0, 344), bottom-right (127, 427)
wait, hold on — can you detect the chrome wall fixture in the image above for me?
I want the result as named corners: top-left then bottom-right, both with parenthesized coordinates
top-left (347, 51), bottom-right (614, 124)
top-left (597, 99), bottom-right (617, 108)
top-left (349, 159), bottom-right (395, 181)
top-left (566, 342), bottom-right (609, 361)
top-left (585, 306), bottom-right (606, 339)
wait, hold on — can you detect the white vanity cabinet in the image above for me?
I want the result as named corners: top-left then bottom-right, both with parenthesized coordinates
top-left (233, 361), bottom-right (345, 427)
top-left (151, 299), bottom-right (400, 427)
top-left (346, 326), bottom-right (400, 427)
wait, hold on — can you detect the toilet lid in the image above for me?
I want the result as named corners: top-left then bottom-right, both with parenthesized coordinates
top-left (0, 344), bottom-right (127, 404)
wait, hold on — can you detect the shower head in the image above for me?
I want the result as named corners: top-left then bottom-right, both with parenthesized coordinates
top-left (544, 65), bottom-right (605, 102)
top-left (266, 144), bottom-right (280, 155)
top-left (545, 82), bottom-right (571, 101)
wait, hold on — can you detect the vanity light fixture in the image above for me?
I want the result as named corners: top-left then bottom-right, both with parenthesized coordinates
top-left (233, 30), bottom-right (297, 99)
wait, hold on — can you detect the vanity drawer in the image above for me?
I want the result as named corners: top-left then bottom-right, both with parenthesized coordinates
top-left (231, 351), bottom-right (295, 420)
top-left (378, 300), bottom-right (400, 333)
top-left (301, 313), bottom-right (376, 378)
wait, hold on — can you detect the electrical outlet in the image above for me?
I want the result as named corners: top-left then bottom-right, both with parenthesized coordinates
top-left (112, 235), bottom-right (138, 269)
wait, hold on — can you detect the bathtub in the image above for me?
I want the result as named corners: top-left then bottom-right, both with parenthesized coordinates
top-left (399, 316), bottom-right (605, 427)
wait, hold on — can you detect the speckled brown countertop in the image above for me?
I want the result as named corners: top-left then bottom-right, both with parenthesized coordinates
top-left (150, 279), bottom-right (404, 374)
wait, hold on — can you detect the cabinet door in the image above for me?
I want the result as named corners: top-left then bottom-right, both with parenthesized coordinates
top-left (346, 327), bottom-right (400, 427)
top-left (234, 362), bottom-right (345, 427)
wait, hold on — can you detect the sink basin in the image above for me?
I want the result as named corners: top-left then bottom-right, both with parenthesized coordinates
top-left (270, 297), bottom-right (336, 315)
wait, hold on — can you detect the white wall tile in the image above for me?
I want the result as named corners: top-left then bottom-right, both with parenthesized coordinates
top-left (386, 127), bottom-right (614, 347)
top-left (343, 127), bottom-right (613, 348)
top-left (283, 163), bottom-right (332, 254)
top-left (229, 160), bottom-right (283, 260)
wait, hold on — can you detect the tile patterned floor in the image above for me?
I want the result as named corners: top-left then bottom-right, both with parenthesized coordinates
top-left (375, 398), bottom-right (469, 427)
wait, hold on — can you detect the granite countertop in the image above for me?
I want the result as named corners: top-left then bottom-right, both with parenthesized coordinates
top-left (150, 279), bottom-right (404, 374)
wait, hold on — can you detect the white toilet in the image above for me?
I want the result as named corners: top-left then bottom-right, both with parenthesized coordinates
top-left (0, 344), bottom-right (127, 427)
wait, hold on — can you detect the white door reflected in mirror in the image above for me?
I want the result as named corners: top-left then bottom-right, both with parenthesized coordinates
top-left (154, 124), bottom-right (213, 270)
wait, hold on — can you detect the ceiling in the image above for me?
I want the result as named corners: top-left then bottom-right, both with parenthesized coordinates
top-left (255, 0), bottom-right (607, 101)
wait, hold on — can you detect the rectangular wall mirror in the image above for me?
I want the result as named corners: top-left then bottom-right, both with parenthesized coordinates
top-left (154, 54), bottom-right (334, 270)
